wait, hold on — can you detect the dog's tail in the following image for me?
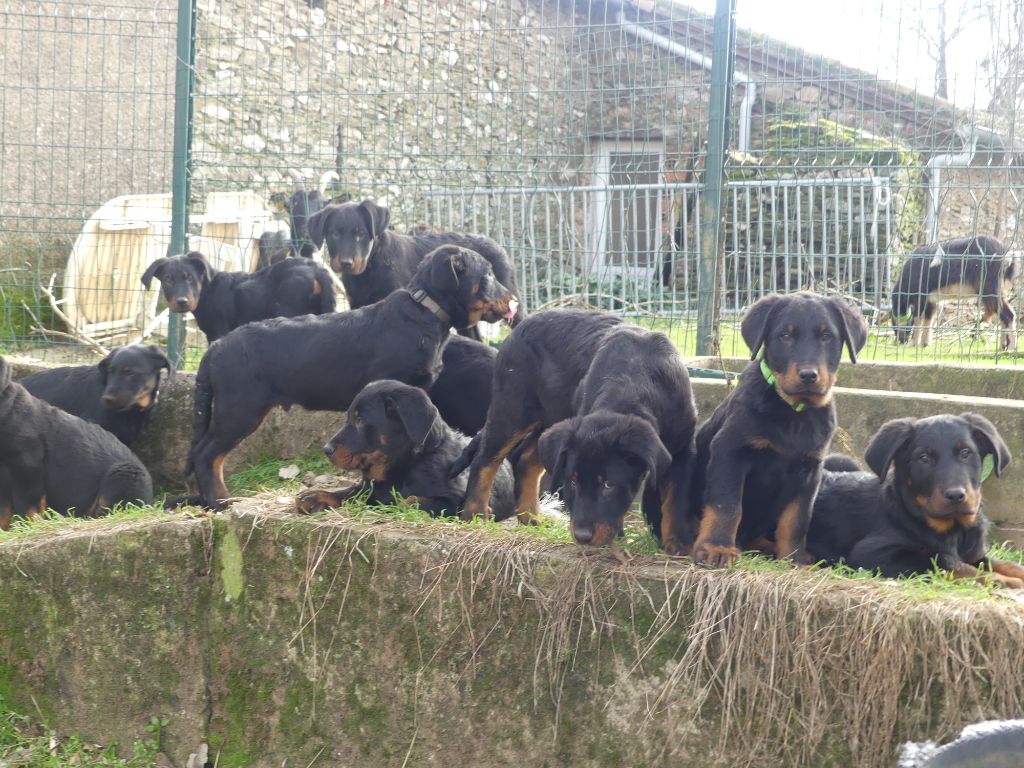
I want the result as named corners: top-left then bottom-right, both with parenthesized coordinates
top-left (185, 351), bottom-right (215, 478)
top-left (315, 267), bottom-right (337, 314)
top-left (1005, 252), bottom-right (1020, 284)
top-left (449, 431), bottom-right (482, 480)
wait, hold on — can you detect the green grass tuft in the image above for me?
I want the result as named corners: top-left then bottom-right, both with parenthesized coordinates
top-left (0, 694), bottom-right (162, 767)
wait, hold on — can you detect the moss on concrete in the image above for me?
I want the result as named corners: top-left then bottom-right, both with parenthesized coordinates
top-left (3, 511), bottom-right (1024, 767)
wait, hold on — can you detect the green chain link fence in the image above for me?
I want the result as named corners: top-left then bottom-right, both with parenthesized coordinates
top-left (2, 0), bottom-right (1023, 366)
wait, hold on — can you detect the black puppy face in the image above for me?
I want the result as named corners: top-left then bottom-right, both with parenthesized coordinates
top-left (98, 345), bottom-right (170, 412)
top-left (308, 200), bottom-right (390, 275)
top-left (865, 413), bottom-right (1012, 534)
top-left (742, 292), bottom-right (868, 409)
top-left (538, 413), bottom-right (671, 547)
top-left (413, 246), bottom-right (518, 328)
top-left (323, 381), bottom-right (439, 483)
top-left (140, 251), bottom-right (214, 313)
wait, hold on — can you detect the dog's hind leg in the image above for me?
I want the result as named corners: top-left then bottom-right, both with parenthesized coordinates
top-left (1000, 298), bottom-right (1017, 351)
top-left (462, 422), bottom-right (539, 522)
top-left (512, 435), bottom-right (544, 526)
top-left (192, 404), bottom-right (275, 510)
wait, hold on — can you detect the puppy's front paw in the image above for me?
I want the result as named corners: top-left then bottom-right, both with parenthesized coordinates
top-left (295, 489), bottom-right (341, 515)
top-left (692, 541), bottom-right (740, 568)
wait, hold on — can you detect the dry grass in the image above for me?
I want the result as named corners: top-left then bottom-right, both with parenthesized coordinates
top-left (226, 493), bottom-right (1024, 767)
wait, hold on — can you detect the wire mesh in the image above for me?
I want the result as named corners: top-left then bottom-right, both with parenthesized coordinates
top-left (1, 0), bottom-right (1023, 365)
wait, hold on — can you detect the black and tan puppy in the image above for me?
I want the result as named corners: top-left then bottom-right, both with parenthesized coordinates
top-left (296, 380), bottom-right (515, 519)
top-left (141, 250), bottom-right (336, 342)
top-left (688, 292), bottom-right (868, 567)
top-left (186, 245), bottom-right (517, 509)
top-left (457, 310), bottom-right (697, 553)
top-left (0, 357), bottom-right (153, 529)
top-left (307, 199), bottom-right (524, 339)
top-left (18, 344), bottom-right (170, 446)
top-left (808, 413), bottom-right (1024, 587)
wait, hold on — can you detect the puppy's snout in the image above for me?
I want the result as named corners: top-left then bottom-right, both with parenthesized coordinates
top-left (174, 297), bottom-right (191, 310)
top-left (323, 443), bottom-right (336, 457)
top-left (798, 367), bottom-right (819, 384)
top-left (572, 520), bottom-right (594, 544)
top-left (944, 487), bottom-right (967, 504)
top-left (101, 394), bottom-right (117, 407)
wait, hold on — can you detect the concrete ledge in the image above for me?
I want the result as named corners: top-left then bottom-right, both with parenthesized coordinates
top-left (688, 356), bottom-right (1024, 399)
top-left (2, 511), bottom-right (1024, 767)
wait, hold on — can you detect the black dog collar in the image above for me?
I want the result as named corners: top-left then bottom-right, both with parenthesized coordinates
top-left (409, 289), bottom-right (450, 325)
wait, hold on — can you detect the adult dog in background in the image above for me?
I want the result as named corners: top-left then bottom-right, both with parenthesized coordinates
top-left (688, 292), bottom-right (867, 567)
top-left (891, 235), bottom-right (1018, 350)
top-left (808, 413), bottom-right (1024, 588)
top-left (307, 199), bottom-right (525, 340)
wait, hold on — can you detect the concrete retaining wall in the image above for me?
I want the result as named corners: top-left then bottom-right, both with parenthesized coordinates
top-left (2, 512), bottom-right (1024, 768)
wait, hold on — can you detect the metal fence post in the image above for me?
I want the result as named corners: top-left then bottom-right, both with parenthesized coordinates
top-left (696, 0), bottom-right (736, 356)
top-left (167, 0), bottom-right (197, 370)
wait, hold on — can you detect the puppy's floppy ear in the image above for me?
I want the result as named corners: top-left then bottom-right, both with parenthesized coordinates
top-left (864, 418), bottom-right (916, 481)
top-left (358, 200), bottom-right (391, 239)
top-left (827, 296), bottom-right (869, 364)
top-left (97, 349), bottom-right (116, 384)
top-left (960, 412), bottom-right (1012, 477)
top-left (615, 418), bottom-right (673, 487)
top-left (538, 420), bottom-right (576, 493)
top-left (140, 257), bottom-right (169, 289)
top-left (740, 294), bottom-right (784, 359)
top-left (185, 251), bottom-right (215, 283)
top-left (307, 205), bottom-right (332, 248)
top-left (144, 345), bottom-right (172, 373)
top-left (450, 247), bottom-right (471, 275)
top-left (384, 386), bottom-right (438, 447)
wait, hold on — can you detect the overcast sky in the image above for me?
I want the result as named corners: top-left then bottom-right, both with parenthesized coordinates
top-left (682, 0), bottom-right (994, 111)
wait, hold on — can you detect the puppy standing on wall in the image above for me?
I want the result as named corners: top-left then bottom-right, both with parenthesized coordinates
top-left (186, 245), bottom-right (517, 509)
top-left (891, 234), bottom-right (1018, 350)
top-left (307, 199), bottom-right (524, 340)
top-left (688, 292), bottom-right (868, 567)
top-left (141, 250), bottom-right (336, 343)
top-left (457, 310), bottom-right (697, 554)
top-left (808, 413), bottom-right (1024, 587)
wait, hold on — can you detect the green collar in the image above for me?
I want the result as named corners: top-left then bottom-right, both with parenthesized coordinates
top-left (982, 454), bottom-right (995, 483)
top-left (759, 358), bottom-right (806, 412)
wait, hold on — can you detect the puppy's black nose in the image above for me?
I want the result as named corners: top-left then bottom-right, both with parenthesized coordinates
top-left (572, 521), bottom-right (594, 544)
top-left (798, 368), bottom-right (819, 384)
top-left (101, 394), bottom-right (116, 407)
top-left (323, 443), bottom-right (335, 457)
top-left (944, 487), bottom-right (967, 504)
top-left (175, 297), bottom-right (190, 309)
